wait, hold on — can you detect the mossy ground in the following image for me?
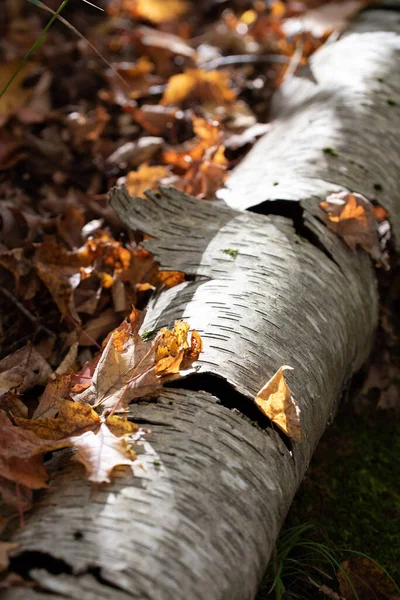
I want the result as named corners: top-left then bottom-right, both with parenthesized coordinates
top-left (287, 404), bottom-right (400, 580)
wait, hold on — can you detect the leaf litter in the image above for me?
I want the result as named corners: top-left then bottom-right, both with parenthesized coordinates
top-left (0, 0), bottom-right (369, 527)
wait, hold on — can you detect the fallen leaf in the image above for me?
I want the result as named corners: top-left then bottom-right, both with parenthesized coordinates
top-left (131, 104), bottom-right (177, 136)
top-left (255, 366), bottom-right (301, 442)
top-left (338, 557), bottom-right (397, 600)
top-left (0, 476), bottom-right (32, 513)
top-left (125, 164), bottom-right (170, 197)
top-left (15, 401), bottom-right (101, 440)
top-left (79, 309), bottom-right (119, 347)
top-left (71, 422), bottom-right (136, 484)
top-left (33, 373), bottom-right (72, 420)
top-left (0, 61), bottom-right (39, 123)
top-left (320, 191), bottom-right (379, 254)
top-left (0, 345), bottom-right (53, 398)
top-left (162, 69), bottom-right (236, 107)
top-left (0, 392), bottom-right (28, 419)
top-left (73, 314), bottom-right (202, 412)
top-left (0, 542), bottom-right (19, 573)
top-left (283, 1), bottom-right (364, 38)
top-left (127, 0), bottom-right (189, 24)
top-left (105, 415), bottom-right (139, 437)
top-left (158, 270), bottom-right (185, 288)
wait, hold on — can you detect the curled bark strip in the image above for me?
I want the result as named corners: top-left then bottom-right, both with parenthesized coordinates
top-left (219, 10), bottom-right (400, 246)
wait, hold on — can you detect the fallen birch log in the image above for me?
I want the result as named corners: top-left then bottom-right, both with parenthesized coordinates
top-left (3, 8), bottom-right (400, 600)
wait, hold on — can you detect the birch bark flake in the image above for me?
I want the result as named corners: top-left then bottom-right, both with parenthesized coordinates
top-left (255, 366), bottom-right (302, 442)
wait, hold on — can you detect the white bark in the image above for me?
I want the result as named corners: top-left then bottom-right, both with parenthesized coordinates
top-left (3, 9), bottom-right (399, 600)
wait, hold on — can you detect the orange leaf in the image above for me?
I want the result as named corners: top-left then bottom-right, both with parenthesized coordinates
top-left (128, 0), bottom-right (189, 24)
top-left (125, 164), bottom-right (170, 197)
top-left (255, 366), bottom-right (301, 442)
top-left (320, 191), bottom-right (378, 253)
top-left (162, 69), bottom-right (236, 106)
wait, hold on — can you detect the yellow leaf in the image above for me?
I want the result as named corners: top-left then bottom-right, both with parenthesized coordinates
top-left (132, 0), bottom-right (189, 23)
top-left (162, 69), bottom-right (236, 106)
top-left (71, 423), bottom-right (136, 484)
top-left (15, 401), bottom-right (101, 440)
top-left (125, 164), bottom-right (170, 197)
top-left (105, 415), bottom-right (138, 437)
top-left (255, 366), bottom-right (301, 442)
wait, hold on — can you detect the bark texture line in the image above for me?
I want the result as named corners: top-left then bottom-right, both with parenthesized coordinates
top-left (3, 8), bottom-right (397, 600)
top-left (219, 9), bottom-right (400, 246)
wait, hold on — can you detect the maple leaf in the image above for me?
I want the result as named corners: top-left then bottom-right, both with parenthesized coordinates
top-left (255, 366), bottom-right (301, 442)
top-left (320, 191), bottom-right (379, 254)
top-left (73, 312), bottom-right (202, 412)
top-left (125, 164), bottom-right (170, 197)
top-left (70, 422), bottom-right (136, 484)
top-left (162, 69), bottom-right (236, 107)
top-left (15, 401), bottom-right (101, 440)
top-left (0, 61), bottom-right (39, 125)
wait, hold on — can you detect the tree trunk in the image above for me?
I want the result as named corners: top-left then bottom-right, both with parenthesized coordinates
top-left (3, 8), bottom-right (399, 600)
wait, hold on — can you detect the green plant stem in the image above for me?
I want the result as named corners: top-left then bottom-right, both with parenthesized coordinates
top-left (0, 0), bottom-right (69, 99)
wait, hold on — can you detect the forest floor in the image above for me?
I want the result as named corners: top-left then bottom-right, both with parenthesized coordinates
top-left (0, 1), bottom-right (399, 597)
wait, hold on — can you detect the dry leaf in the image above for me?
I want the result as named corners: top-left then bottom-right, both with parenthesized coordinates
top-left (73, 314), bottom-right (202, 412)
top-left (71, 422), bottom-right (136, 484)
top-left (338, 557), bottom-right (397, 600)
top-left (255, 366), bottom-right (301, 442)
top-left (0, 61), bottom-right (38, 123)
top-left (320, 191), bottom-right (379, 254)
top-left (283, 1), bottom-right (363, 38)
top-left (162, 69), bottom-right (236, 107)
top-left (15, 401), bottom-right (101, 440)
top-left (0, 542), bottom-right (19, 573)
top-left (128, 0), bottom-right (189, 23)
top-left (125, 164), bottom-right (170, 197)
top-left (105, 415), bottom-right (139, 437)
top-left (33, 373), bottom-right (72, 420)
top-left (0, 345), bottom-right (53, 398)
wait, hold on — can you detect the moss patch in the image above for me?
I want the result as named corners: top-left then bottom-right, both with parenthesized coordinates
top-left (287, 408), bottom-right (400, 580)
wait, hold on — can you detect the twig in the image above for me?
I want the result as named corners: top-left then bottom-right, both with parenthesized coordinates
top-left (0, 287), bottom-right (55, 338)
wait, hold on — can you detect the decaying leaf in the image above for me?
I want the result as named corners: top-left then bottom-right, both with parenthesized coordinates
top-left (283, 1), bottom-right (364, 38)
top-left (338, 557), bottom-right (398, 600)
top-left (155, 321), bottom-right (203, 375)
top-left (71, 422), bottom-right (136, 484)
top-left (162, 69), bottom-right (236, 107)
top-left (255, 366), bottom-right (301, 442)
top-left (320, 191), bottom-right (379, 254)
top-left (33, 373), bottom-right (72, 420)
top-left (0, 61), bottom-right (39, 123)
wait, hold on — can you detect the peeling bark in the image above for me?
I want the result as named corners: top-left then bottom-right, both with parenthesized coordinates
top-left (3, 9), bottom-right (399, 600)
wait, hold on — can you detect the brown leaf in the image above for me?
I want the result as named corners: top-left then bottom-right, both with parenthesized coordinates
top-left (73, 315), bottom-right (202, 412)
top-left (283, 1), bottom-right (364, 38)
top-left (0, 61), bottom-right (39, 123)
top-left (162, 69), bottom-right (236, 107)
top-left (320, 191), bottom-right (378, 254)
top-left (0, 542), bottom-right (19, 573)
top-left (33, 373), bottom-right (72, 420)
top-left (0, 392), bottom-right (28, 420)
top-left (338, 557), bottom-right (397, 600)
top-left (71, 423), bottom-right (136, 484)
top-left (15, 401), bottom-right (101, 440)
top-left (0, 476), bottom-right (32, 512)
top-left (255, 366), bottom-right (302, 442)
top-left (0, 345), bottom-right (53, 397)
top-left (131, 105), bottom-right (177, 136)
top-left (125, 164), bottom-right (170, 197)
top-left (79, 309), bottom-right (119, 347)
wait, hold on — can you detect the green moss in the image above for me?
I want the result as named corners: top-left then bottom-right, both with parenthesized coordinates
top-left (323, 147), bottom-right (339, 157)
top-left (141, 328), bottom-right (157, 341)
top-left (221, 248), bottom-right (239, 259)
top-left (387, 98), bottom-right (398, 106)
top-left (287, 411), bottom-right (400, 580)
top-left (376, 76), bottom-right (385, 83)
top-left (374, 183), bottom-right (383, 192)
